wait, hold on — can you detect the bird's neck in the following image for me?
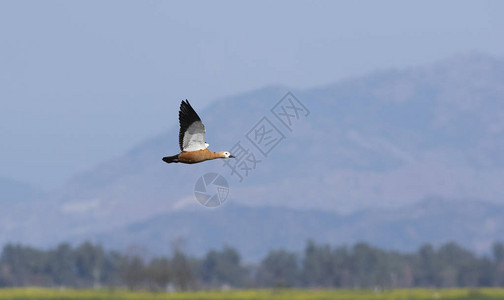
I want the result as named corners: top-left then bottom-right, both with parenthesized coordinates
top-left (212, 151), bottom-right (227, 159)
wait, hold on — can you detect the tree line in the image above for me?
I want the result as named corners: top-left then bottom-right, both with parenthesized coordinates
top-left (1, 240), bottom-right (503, 290)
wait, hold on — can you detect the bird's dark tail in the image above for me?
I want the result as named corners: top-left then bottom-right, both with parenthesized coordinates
top-left (162, 154), bottom-right (180, 164)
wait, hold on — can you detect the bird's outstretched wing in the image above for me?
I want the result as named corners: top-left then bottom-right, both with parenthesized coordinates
top-left (179, 100), bottom-right (207, 152)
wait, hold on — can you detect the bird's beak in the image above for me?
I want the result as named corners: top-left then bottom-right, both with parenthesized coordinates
top-left (230, 155), bottom-right (236, 158)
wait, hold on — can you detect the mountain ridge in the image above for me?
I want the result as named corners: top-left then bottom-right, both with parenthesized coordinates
top-left (88, 197), bottom-right (504, 262)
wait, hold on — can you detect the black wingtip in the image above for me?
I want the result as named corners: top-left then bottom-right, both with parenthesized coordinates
top-left (179, 99), bottom-right (201, 122)
top-left (180, 99), bottom-right (190, 107)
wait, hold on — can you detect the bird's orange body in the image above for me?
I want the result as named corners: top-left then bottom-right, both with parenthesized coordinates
top-left (178, 149), bottom-right (224, 164)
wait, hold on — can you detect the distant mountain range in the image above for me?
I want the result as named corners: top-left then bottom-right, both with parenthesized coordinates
top-left (2, 53), bottom-right (504, 260)
top-left (92, 197), bottom-right (504, 262)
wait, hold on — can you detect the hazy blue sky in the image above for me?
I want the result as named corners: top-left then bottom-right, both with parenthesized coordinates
top-left (1, 0), bottom-right (503, 189)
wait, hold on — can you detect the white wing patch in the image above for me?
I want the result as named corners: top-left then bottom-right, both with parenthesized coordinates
top-left (182, 121), bottom-right (207, 152)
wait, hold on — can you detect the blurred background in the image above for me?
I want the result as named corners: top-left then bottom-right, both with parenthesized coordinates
top-left (1, 0), bottom-right (504, 290)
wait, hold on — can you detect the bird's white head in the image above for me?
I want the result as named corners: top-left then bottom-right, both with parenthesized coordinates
top-left (220, 151), bottom-right (235, 159)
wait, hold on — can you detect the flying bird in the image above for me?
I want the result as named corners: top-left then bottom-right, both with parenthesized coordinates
top-left (162, 100), bottom-right (235, 164)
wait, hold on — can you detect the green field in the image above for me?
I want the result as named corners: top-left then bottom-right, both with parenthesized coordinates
top-left (1, 288), bottom-right (504, 300)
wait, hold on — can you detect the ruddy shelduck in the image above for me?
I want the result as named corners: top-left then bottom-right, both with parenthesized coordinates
top-left (162, 100), bottom-right (235, 164)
